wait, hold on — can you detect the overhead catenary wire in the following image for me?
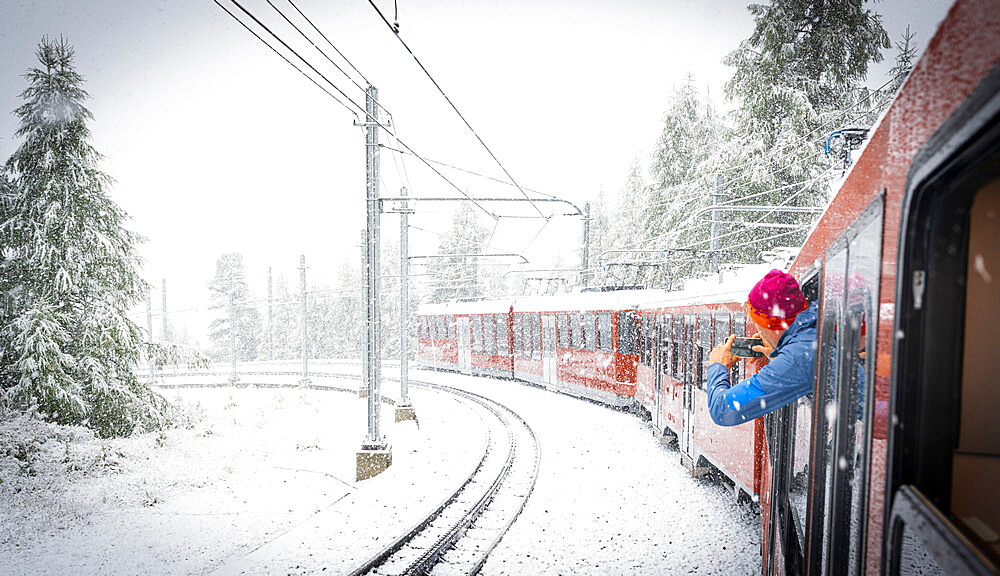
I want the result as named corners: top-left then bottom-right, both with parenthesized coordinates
top-left (217, 0), bottom-right (502, 222)
top-left (213, 0), bottom-right (358, 120)
top-left (366, 0), bottom-right (547, 220)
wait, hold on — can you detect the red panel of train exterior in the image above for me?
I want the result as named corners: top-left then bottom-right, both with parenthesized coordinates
top-left (770, 2), bottom-right (1000, 573)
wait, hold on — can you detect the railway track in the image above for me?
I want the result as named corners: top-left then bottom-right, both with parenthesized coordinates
top-left (154, 370), bottom-right (541, 576)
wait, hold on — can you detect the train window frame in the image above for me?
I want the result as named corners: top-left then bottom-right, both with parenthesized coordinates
top-left (888, 62), bottom-right (1000, 574)
top-left (597, 312), bottom-right (613, 353)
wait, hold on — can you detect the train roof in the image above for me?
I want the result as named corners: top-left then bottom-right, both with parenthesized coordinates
top-left (417, 263), bottom-right (776, 316)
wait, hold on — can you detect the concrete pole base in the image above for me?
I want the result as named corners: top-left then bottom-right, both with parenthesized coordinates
top-left (356, 444), bottom-right (392, 481)
top-left (394, 405), bottom-right (416, 422)
top-left (358, 388), bottom-right (368, 399)
top-left (228, 376), bottom-right (240, 386)
top-left (299, 379), bottom-right (312, 387)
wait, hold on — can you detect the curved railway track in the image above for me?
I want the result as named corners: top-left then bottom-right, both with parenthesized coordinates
top-left (154, 369), bottom-right (540, 576)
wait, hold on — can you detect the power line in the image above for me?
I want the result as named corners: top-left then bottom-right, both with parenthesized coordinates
top-left (213, 0), bottom-right (357, 119)
top-left (217, 0), bottom-right (501, 221)
top-left (366, 0), bottom-right (547, 220)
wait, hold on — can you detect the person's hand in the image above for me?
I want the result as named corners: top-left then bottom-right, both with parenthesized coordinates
top-left (748, 332), bottom-right (773, 370)
top-left (708, 334), bottom-right (736, 369)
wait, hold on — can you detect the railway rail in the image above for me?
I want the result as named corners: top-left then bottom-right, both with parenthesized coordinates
top-left (153, 370), bottom-right (540, 576)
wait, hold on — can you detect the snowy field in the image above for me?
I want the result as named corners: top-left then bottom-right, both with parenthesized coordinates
top-left (0, 369), bottom-right (760, 575)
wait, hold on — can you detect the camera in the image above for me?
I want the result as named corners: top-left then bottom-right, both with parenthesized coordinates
top-left (731, 337), bottom-right (764, 358)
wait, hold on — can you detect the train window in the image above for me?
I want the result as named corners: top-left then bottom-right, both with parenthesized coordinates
top-left (839, 201), bottom-right (882, 576)
top-left (495, 314), bottom-right (507, 355)
top-left (597, 312), bottom-right (613, 353)
top-left (582, 313), bottom-right (597, 352)
top-left (813, 241), bottom-right (847, 575)
top-left (446, 315), bottom-right (455, 339)
top-left (714, 314), bottom-right (729, 348)
top-left (672, 317), bottom-right (683, 379)
top-left (417, 317), bottom-right (425, 338)
top-left (659, 315), bottom-right (671, 376)
top-left (513, 313), bottom-right (523, 358)
top-left (469, 315), bottom-right (482, 354)
top-left (483, 314), bottom-right (496, 356)
top-left (641, 315), bottom-right (652, 366)
top-left (696, 314), bottom-right (711, 388)
top-left (569, 312), bottom-right (582, 349)
top-left (649, 315), bottom-right (658, 368)
top-left (617, 310), bottom-right (637, 356)
top-left (732, 312), bottom-right (745, 387)
top-left (437, 316), bottom-right (446, 340)
top-left (533, 313), bottom-right (542, 360)
top-left (556, 313), bottom-right (568, 348)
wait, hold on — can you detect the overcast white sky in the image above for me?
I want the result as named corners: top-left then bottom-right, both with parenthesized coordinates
top-left (0, 0), bottom-right (952, 336)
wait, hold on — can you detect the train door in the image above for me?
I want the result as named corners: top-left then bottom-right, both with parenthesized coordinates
top-left (457, 316), bottom-right (471, 371)
top-left (885, 70), bottom-right (1000, 576)
top-left (542, 314), bottom-right (557, 387)
top-left (680, 314), bottom-right (696, 459)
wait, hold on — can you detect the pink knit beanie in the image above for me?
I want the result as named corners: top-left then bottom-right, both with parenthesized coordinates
top-left (746, 269), bottom-right (807, 330)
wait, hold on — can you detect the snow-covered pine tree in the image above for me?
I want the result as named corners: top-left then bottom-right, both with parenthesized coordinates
top-left (207, 253), bottom-right (262, 362)
top-left (0, 37), bottom-right (171, 437)
top-left (426, 203), bottom-right (488, 303)
top-left (646, 77), bottom-right (723, 283)
top-left (721, 0), bottom-right (890, 258)
top-left (329, 258), bottom-right (363, 358)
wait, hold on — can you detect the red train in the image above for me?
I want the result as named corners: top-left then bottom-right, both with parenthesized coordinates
top-left (418, 2), bottom-right (1000, 573)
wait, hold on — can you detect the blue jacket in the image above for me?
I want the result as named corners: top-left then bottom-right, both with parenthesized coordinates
top-left (706, 301), bottom-right (818, 426)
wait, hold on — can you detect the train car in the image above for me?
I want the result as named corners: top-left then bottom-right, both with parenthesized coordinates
top-left (510, 289), bottom-right (669, 408)
top-left (417, 299), bottom-right (514, 379)
top-left (760, 2), bottom-right (1000, 574)
top-left (634, 264), bottom-right (774, 500)
top-left (415, 302), bottom-right (459, 371)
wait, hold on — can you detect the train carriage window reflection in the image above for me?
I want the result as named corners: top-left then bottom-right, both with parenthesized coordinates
top-left (597, 312), bottom-right (613, 353)
top-left (672, 317), bottom-right (683, 379)
top-left (557, 313), bottom-right (569, 348)
top-left (484, 314), bottom-right (496, 356)
top-left (471, 315), bottom-right (483, 354)
top-left (514, 313), bottom-right (523, 358)
top-left (659, 315), bottom-right (671, 376)
top-left (437, 316), bottom-right (446, 340)
top-left (697, 314), bottom-right (711, 388)
top-left (815, 244), bottom-right (847, 575)
top-left (446, 315), bottom-right (455, 339)
top-left (641, 316), bottom-right (652, 366)
top-left (533, 313), bottom-right (542, 360)
top-left (418, 317), bottom-right (425, 338)
top-left (584, 313), bottom-right (597, 352)
top-left (569, 312), bottom-right (582, 349)
top-left (495, 314), bottom-right (507, 355)
top-left (618, 310), bottom-right (637, 356)
top-left (732, 312), bottom-right (745, 389)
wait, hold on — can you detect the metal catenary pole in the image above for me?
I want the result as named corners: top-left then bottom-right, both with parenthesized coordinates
top-left (364, 85), bottom-right (383, 448)
top-left (399, 187), bottom-right (410, 406)
top-left (300, 255), bottom-right (310, 383)
top-left (267, 266), bottom-right (273, 361)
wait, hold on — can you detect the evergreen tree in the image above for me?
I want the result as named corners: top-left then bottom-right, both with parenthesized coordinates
top-left (0, 37), bottom-right (170, 437)
top-left (720, 0), bottom-right (890, 253)
top-left (207, 253), bottom-right (262, 362)
top-left (426, 203), bottom-right (488, 303)
top-left (329, 258), bottom-right (363, 358)
top-left (585, 187), bottom-right (613, 287)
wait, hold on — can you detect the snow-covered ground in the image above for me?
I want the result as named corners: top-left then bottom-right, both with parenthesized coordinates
top-left (0, 369), bottom-right (760, 575)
